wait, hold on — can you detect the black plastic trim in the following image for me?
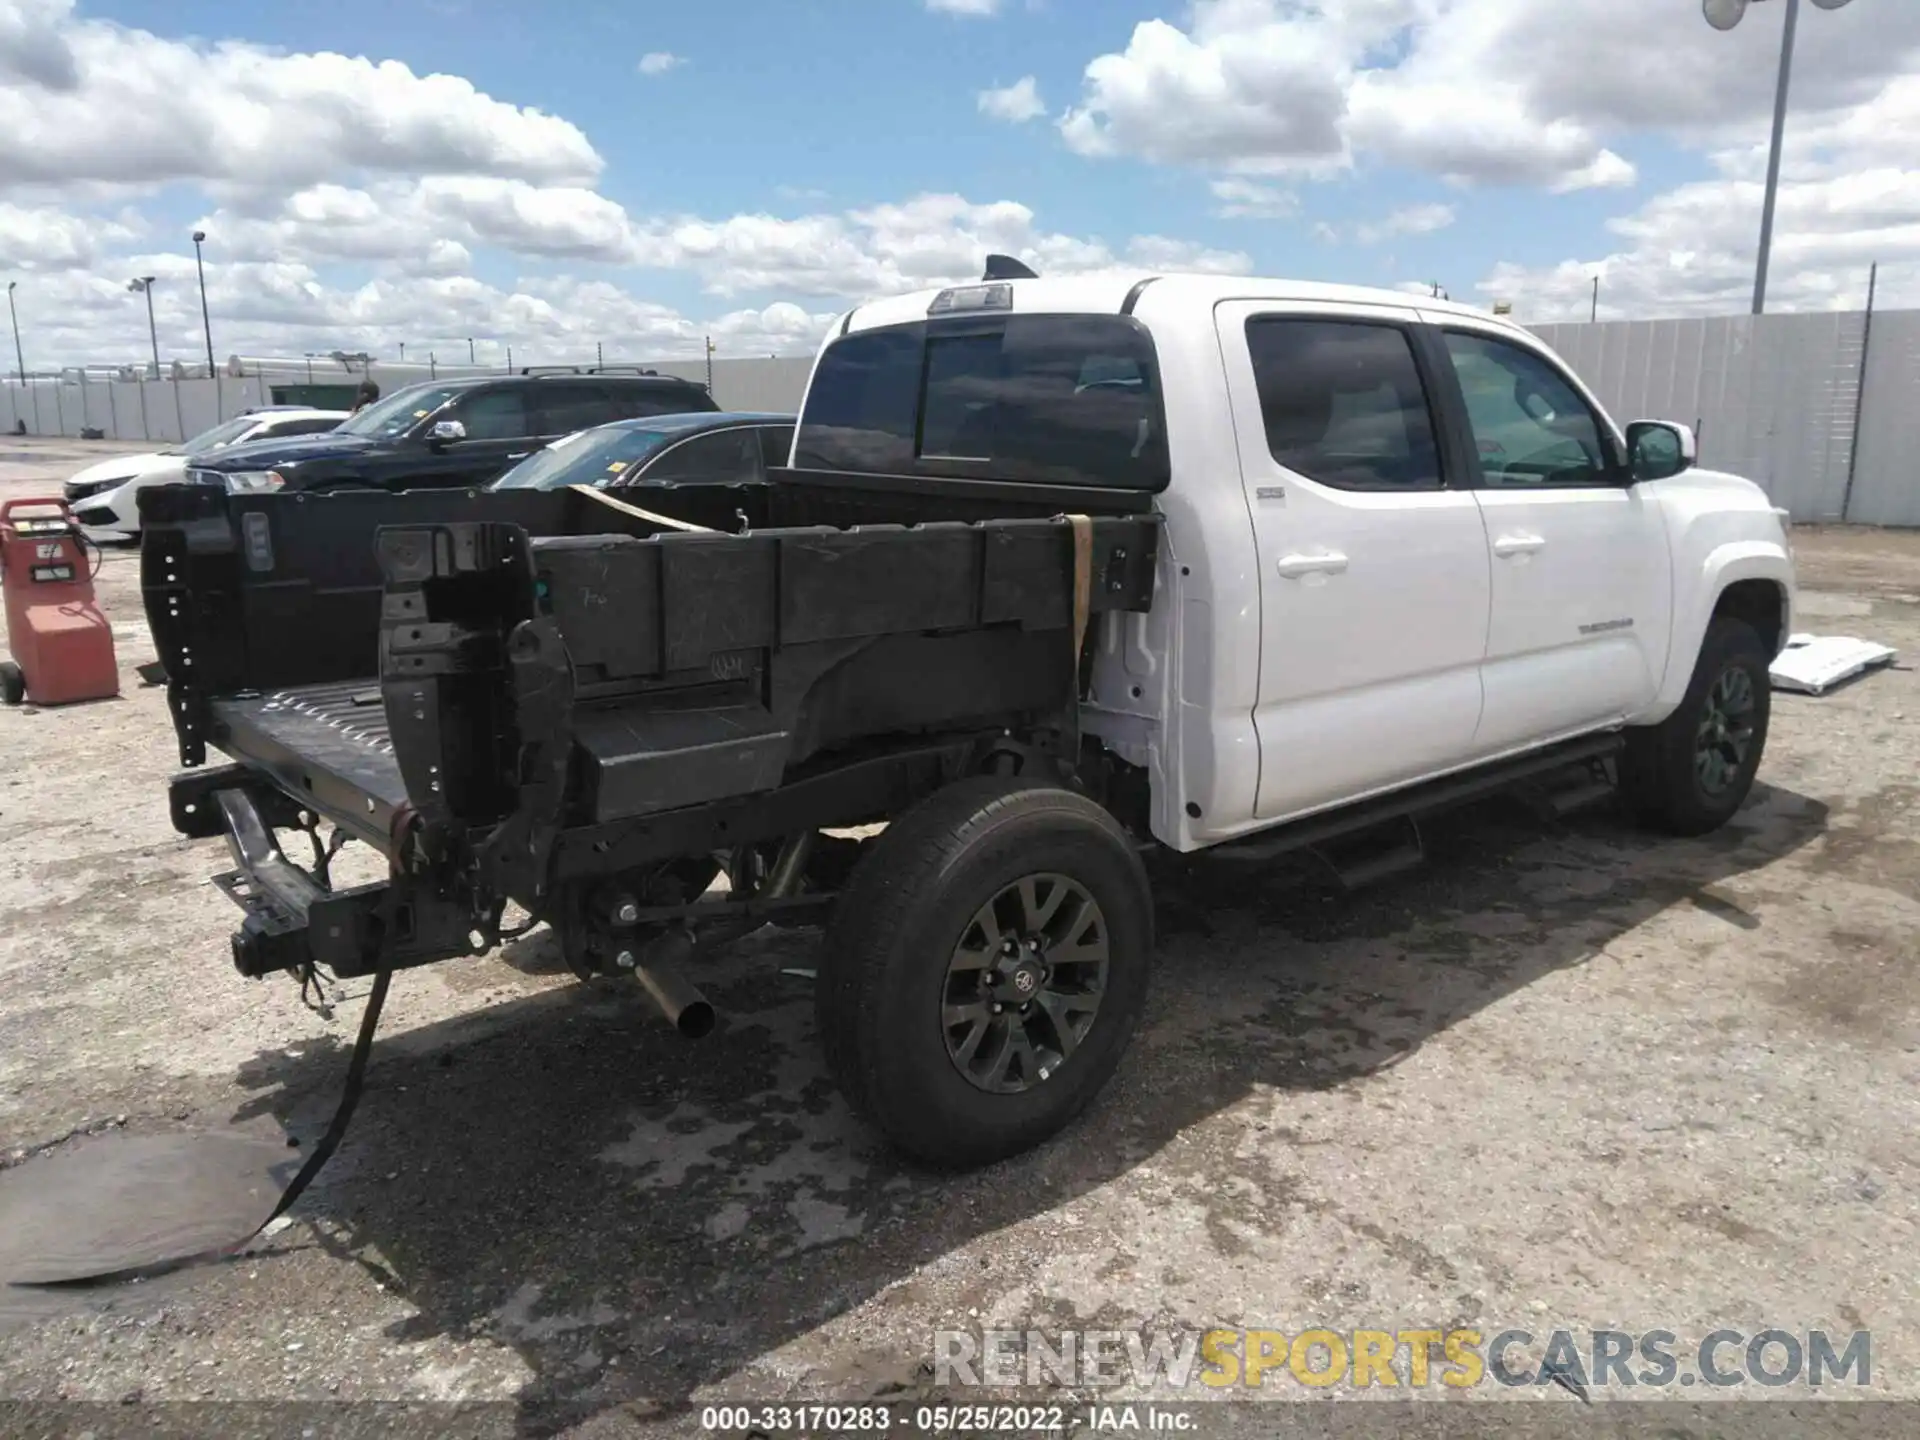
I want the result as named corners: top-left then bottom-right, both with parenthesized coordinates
top-left (1121, 276), bottom-right (1161, 315)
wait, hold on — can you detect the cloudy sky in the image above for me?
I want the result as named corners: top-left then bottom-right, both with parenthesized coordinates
top-left (0, 0), bottom-right (1912, 371)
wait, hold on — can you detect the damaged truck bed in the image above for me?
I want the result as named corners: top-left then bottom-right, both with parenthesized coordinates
top-left (144, 475), bottom-right (1159, 1001)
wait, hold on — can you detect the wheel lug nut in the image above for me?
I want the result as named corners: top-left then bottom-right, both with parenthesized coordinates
top-left (991, 1003), bottom-right (1004, 1015)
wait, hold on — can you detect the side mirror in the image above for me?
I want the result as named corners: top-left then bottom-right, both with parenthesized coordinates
top-left (426, 418), bottom-right (467, 448)
top-left (1625, 420), bottom-right (1696, 483)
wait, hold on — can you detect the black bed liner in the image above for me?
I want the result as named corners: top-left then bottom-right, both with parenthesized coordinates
top-left (209, 680), bottom-right (404, 845)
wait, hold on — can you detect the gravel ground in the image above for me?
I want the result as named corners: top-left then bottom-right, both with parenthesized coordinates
top-left (0, 439), bottom-right (1915, 1435)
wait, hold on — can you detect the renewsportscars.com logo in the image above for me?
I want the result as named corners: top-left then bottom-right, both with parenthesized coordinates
top-left (933, 1327), bottom-right (1872, 1392)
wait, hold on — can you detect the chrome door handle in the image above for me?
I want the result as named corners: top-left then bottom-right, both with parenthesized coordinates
top-left (507, 451), bottom-right (531, 461)
top-left (1275, 550), bottom-right (1349, 578)
top-left (1493, 533), bottom-right (1545, 557)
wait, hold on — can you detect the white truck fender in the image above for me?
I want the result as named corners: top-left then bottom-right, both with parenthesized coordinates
top-left (1647, 539), bottom-right (1794, 720)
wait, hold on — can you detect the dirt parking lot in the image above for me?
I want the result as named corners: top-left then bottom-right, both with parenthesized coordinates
top-left (0, 438), bottom-right (1916, 1435)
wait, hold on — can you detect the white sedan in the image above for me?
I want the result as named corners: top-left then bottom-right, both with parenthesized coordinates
top-left (63, 407), bottom-right (349, 537)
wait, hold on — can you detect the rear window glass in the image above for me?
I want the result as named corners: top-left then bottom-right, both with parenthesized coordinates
top-left (794, 315), bottom-right (1169, 490)
top-left (1244, 318), bottom-right (1444, 491)
top-left (608, 384), bottom-right (716, 419)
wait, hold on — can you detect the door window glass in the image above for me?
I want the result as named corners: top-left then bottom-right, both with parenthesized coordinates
top-left (538, 383), bottom-right (615, 434)
top-left (638, 429), bottom-right (763, 484)
top-left (607, 384), bottom-right (712, 420)
top-left (1442, 332), bottom-right (1615, 487)
top-left (260, 416), bottom-right (343, 438)
top-left (452, 389), bottom-right (533, 440)
top-left (1243, 318), bottom-right (1444, 491)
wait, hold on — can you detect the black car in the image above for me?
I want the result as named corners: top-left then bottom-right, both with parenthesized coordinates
top-left (186, 367), bottom-right (719, 495)
top-left (488, 411), bottom-right (794, 492)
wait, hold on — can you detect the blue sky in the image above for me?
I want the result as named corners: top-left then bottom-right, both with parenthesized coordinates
top-left (2, 0), bottom-right (1912, 367)
top-left (90, 0), bottom-right (1687, 297)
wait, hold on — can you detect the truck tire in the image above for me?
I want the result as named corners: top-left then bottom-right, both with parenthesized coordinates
top-left (816, 776), bottom-right (1153, 1169)
top-left (1620, 616), bottom-right (1772, 837)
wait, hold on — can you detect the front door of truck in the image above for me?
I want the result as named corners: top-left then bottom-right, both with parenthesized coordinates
top-left (1422, 320), bottom-right (1673, 751)
top-left (1216, 301), bottom-right (1492, 823)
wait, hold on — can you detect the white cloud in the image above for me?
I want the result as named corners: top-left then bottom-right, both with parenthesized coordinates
top-left (978, 76), bottom-right (1046, 124)
top-left (1477, 98), bottom-right (1920, 322)
top-left (1309, 202), bottom-right (1454, 246)
top-left (0, 202), bottom-right (145, 271)
top-left (12, 186), bottom-right (1253, 369)
top-left (635, 193), bottom-right (1251, 298)
top-left (200, 178), bottom-right (640, 267)
top-left (0, 0), bottom-right (600, 192)
top-left (637, 51), bottom-right (684, 76)
top-left (1354, 202), bottom-right (1456, 245)
top-left (0, 0), bottom-right (77, 89)
top-left (184, 180), bottom-right (1252, 303)
top-left (8, 258), bottom-right (845, 372)
top-left (1060, 12), bottom-right (1351, 170)
top-left (1550, 150), bottom-right (1637, 195)
top-left (1057, 0), bottom-right (1919, 192)
top-left (1209, 178), bottom-right (1296, 219)
top-left (1123, 235), bottom-right (1253, 274)
top-left (924, 0), bottom-right (1001, 14)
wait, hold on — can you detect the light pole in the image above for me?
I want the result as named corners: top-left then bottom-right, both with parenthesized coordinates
top-left (1703, 0), bottom-right (1857, 315)
top-left (191, 230), bottom-right (216, 374)
top-left (6, 281), bottom-right (24, 382)
top-left (127, 276), bottom-right (160, 376)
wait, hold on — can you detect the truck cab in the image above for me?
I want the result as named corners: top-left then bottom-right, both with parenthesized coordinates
top-left (799, 273), bottom-right (1793, 849)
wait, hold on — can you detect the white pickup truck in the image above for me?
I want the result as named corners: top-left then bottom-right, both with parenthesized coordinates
top-left (147, 265), bottom-right (1795, 1171)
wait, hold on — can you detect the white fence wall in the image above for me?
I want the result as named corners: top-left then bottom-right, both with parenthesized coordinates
top-left (2, 373), bottom-right (282, 445)
top-left (1846, 311), bottom-right (1920, 528)
top-left (1531, 308), bottom-right (1920, 526)
top-left (1530, 312), bottom-right (1871, 523)
top-left (8, 322), bottom-right (1919, 523)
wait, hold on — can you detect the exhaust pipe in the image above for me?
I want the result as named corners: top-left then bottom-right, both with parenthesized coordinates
top-left (619, 928), bottom-right (715, 1039)
top-left (617, 832), bottom-right (819, 1039)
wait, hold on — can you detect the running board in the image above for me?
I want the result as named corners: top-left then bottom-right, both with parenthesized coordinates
top-left (1517, 755), bottom-right (1619, 820)
top-left (1213, 733), bottom-right (1625, 865)
top-left (1321, 816), bottom-right (1426, 892)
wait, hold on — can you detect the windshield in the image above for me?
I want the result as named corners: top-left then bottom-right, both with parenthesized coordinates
top-left (169, 414), bottom-right (262, 457)
top-left (490, 425), bottom-right (682, 490)
top-left (335, 385), bottom-right (462, 440)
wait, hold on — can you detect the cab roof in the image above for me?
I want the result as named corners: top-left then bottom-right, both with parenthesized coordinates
top-left (603, 410), bottom-right (792, 434)
top-left (841, 272), bottom-right (1526, 339)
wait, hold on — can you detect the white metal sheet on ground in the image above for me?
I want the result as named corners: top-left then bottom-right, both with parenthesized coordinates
top-left (1769, 634), bottom-right (1898, 695)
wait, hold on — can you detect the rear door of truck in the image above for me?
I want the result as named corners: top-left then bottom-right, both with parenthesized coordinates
top-left (1214, 299), bottom-right (1492, 822)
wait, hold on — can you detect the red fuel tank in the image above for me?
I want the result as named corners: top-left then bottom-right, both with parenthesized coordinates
top-left (0, 497), bottom-right (120, 707)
